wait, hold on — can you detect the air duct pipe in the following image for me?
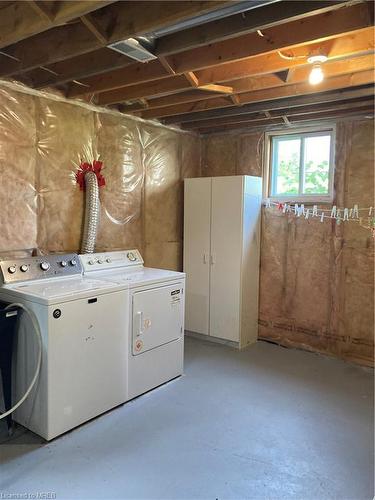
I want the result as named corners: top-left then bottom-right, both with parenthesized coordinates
top-left (80, 171), bottom-right (100, 254)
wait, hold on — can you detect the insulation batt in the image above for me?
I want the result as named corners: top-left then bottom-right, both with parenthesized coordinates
top-left (0, 84), bottom-right (201, 273)
top-left (201, 124), bottom-right (374, 367)
top-left (0, 82), bottom-right (373, 366)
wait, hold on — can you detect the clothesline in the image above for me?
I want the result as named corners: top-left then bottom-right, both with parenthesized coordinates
top-left (263, 199), bottom-right (375, 235)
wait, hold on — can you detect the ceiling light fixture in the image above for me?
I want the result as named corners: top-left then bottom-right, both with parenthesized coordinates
top-left (307, 54), bottom-right (328, 85)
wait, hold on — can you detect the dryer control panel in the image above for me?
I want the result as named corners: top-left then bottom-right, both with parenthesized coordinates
top-left (80, 249), bottom-right (144, 273)
top-left (0, 254), bottom-right (82, 284)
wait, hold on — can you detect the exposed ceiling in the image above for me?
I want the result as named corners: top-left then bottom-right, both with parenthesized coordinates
top-left (0, 0), bottom-right (374, 134)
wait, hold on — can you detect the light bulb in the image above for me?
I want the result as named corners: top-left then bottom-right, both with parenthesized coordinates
top-left (309, 63), bottom-right (324, 85)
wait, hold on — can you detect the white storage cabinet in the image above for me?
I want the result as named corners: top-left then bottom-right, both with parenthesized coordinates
top-left (183, 175), bottom-right (262, 348)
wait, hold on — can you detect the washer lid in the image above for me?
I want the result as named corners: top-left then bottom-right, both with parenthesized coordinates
top-left (1, 277), bottom-right (126, 304)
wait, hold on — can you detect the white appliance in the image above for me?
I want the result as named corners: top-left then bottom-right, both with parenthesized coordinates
top-left (184, 175), bottom-right (262, 348)
top-left (80, 250), bottom-right (185, 400)
top-left (0, 253), bottom-right (128, 440)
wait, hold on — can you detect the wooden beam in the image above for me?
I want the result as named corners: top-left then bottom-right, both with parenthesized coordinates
top-left (230, 95), bottom-right (241, 106)
top-left (66, 59), bottom-right (172, 97)
top-left (138, 71), bottom-right (374, 119)
top-left (197, 106), bottom-right (374, 133)
top-left (168, 3), bottom-right (373, 73)
top-left (184, 72), bottom-right (200, 87)
top-left (80, 14), bottom-right (108, 45)
top-left (196, 29), bottom-right (374, 84)
top-left (182, 99), bottom-right (375, 129)
top-left (163, 86), bottom-right (375, 124)
top-left (109, 54), bottom-right (374, 110)
top-left (125, 89), bottom-right (226, 113)
top-left (0, 1), bottom-right (112, 50)
top-left (22, 2), bottom-right (368, 90)
top-left (199, 84), bottom-right (234, 94)
top-left (27, 1), bottom-right (54, 23)
top-left (0, 1), bottom-right (231, 77)
top-left (229, 54), bottom-right (375, 94)
top-left (158, 56), bottom-right (176, 75)
top-left (97, 75), bottom-right (190, 105)
top-left (155, 1), bottom-right (355, 56)
top-left (68, 27), bottom-right (373, 98)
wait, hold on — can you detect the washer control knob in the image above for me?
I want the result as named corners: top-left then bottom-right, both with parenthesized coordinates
top-left (89, 260), bottom-right (95, 265)
top-left (70, 259), bottom-right (77, 266)
top-left (127, 252), bottom-right (137, 262)
top-left (8, 265), bottom-right (16, 274)
top-left (40, 262), bottom-right (50, 271)
top-left (106, 258), bottom-right (111, 263)
top-left (98, 259), bottom-right (103, 264)
top-left (20, 264), bottom-right (29, 272)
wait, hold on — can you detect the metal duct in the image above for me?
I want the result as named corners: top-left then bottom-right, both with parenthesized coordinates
top-left (81, 171), bottom-right (100, 254)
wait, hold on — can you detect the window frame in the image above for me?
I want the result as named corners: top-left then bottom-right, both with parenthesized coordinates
top-left (264, 125), bottom-right (336, 203)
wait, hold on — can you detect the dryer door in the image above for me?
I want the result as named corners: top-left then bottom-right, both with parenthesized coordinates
top-left (132, 283), bottom-right (183, 356)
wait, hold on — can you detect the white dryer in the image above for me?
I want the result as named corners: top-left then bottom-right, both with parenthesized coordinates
top-left (0, 253), bottom-right (128, 440)
top-left (80, 250), bottom-right (185, 400)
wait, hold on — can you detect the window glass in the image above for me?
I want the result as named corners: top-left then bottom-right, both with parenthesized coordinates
top-left (303, 135), bottom-right (331, 194)
top-left (273, 137), bottom-right (300, 196)
top-left (270, 130), bottom-right (333, 199)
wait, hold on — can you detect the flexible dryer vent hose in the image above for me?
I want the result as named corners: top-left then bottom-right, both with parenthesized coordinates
top-left (81, 171), bottom-right (100, 254)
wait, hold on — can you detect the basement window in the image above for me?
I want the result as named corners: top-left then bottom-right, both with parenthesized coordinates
top-left (266, 127), bottom-right (335, 202)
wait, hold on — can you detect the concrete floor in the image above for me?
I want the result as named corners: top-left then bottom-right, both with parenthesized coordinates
top-left (0, 337), bottom-right (373, 500)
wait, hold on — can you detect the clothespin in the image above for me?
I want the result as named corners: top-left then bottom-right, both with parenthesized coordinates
top-left (312, 205), bottom-right (318, 217)
top-left (300, 204), bottom-right (305, 216)
top-left (369, 207), bottom-right (373, 216)
top-left (282, 203), bottom-right (287, 214)
top-left (343, 208), bottom-right (349, 221)
top-left (331, 205), bottom-right (337, 218)
top-left (265, 198), bottom-right (271, 208)
top-left (320, 212), bottom-right (324, 222)
top-left (305, 209), bottom-right (310, 219)
top-left (336, 208), bottom-right (341, 220)
top-left (294, 203), bottom-right (299, 214)
top-left (353, 204), bottom-right (359, 218)
top-left (349, 208), bottom-right (353, 218)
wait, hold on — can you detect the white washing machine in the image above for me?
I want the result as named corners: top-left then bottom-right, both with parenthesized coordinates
top-left (0, 253), bottom-right (128, 440)
top-left (79, 250), bottom-right (185, 400)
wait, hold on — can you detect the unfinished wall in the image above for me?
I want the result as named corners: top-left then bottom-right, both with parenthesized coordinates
top-left (201, 120), bottom-right (374, 366)
top-left (0, 85), bottom-right (200, 271)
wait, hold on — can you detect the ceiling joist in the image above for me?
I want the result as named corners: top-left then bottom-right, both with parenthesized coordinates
top-left (94, 53), bottom-right (374, 109)
top-left (66, 14), bottom-right (374, 98)
top-left (168, 2), bottom-right (373, 74)
top-left (0, 0), bottom-right (113, 49)
top-left (154, 0), bottom-right (355, 56)
top-left (0, 1), bottom-right (232, 77)
top-left (138, 71), bottom-right (374, 120)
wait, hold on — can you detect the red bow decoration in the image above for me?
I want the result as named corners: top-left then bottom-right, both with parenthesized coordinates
top-left (76, 160), bottom-right (106, 191)
top-left (277, 202), bottom-right (284, 211)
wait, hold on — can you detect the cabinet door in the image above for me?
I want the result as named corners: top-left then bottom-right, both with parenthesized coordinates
top-left (183, 178), bottom-right (211, 335)
top-left (210, 177), bottom-right (243, 341)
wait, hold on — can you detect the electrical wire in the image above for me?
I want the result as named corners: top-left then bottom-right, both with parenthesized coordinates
top-left (0, 303), bottom-right (42, 420)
